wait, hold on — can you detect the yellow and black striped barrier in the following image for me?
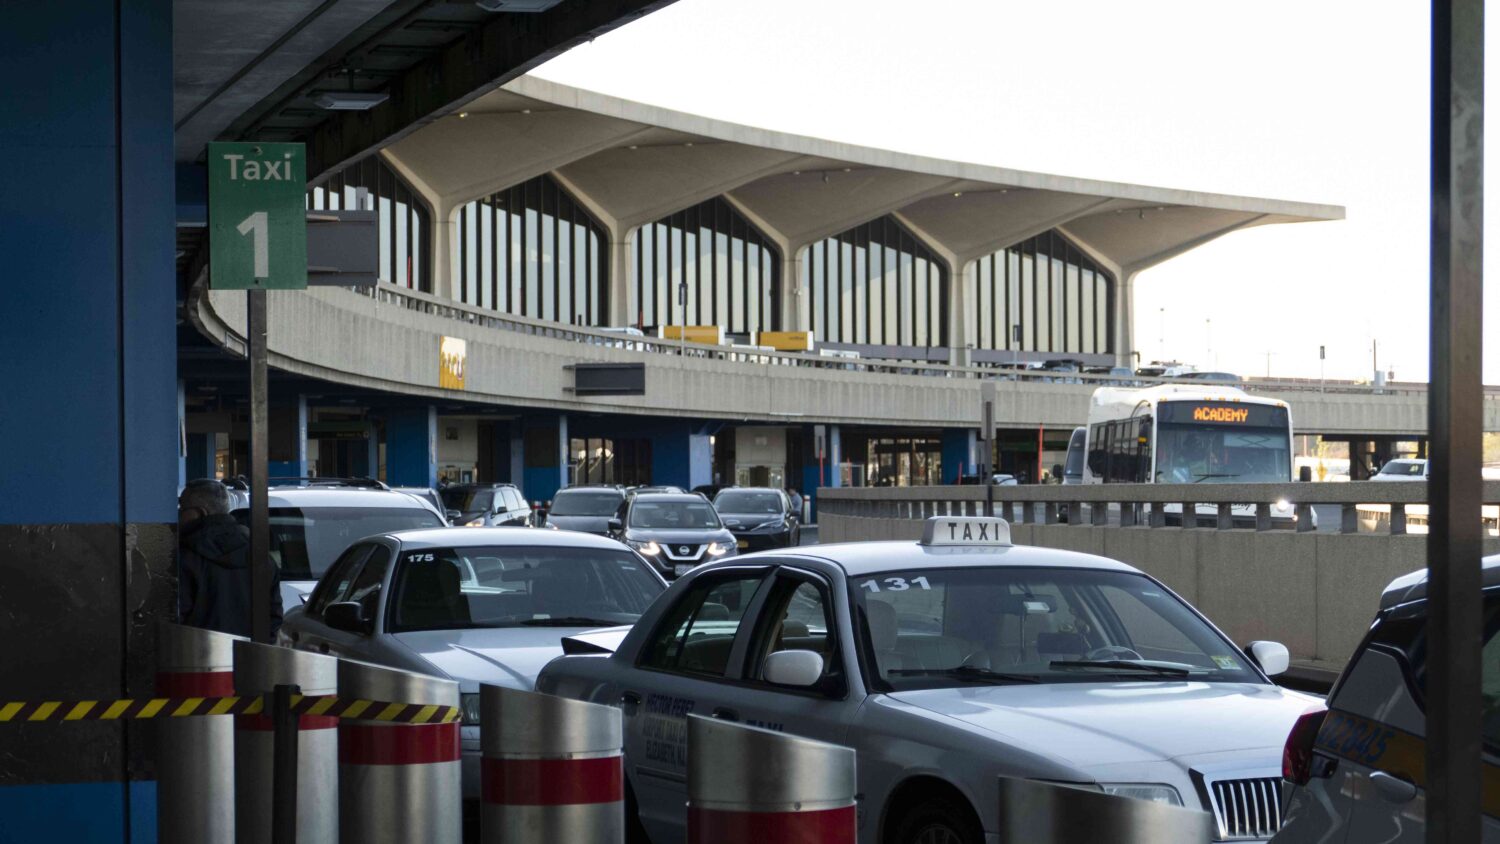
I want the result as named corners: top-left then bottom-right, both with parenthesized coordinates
top-left (0, 694), bottom-right (460, 725)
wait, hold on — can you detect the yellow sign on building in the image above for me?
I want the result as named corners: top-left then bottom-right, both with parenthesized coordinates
top-left (658, 325), bottom-right (724, 345)
top-left (439, 336), bottom-right (466, 390)
top-left (755, 331), bottom-right (815, 352)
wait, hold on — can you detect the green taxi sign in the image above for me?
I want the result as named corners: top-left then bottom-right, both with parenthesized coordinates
top-left (208, 141), bottom-right (307, 290)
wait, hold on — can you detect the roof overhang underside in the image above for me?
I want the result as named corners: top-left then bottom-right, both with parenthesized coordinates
top-left (383, 75), bottom-right (1344, 273)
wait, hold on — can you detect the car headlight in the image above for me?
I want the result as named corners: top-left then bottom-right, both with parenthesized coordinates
top-left (460, 693), bottom-right (481, 725)
top-left (706, 541), bottom-right (733, 557)
top-left (1099, 784), bottom-right (1182, 806)
top-left (627, 539), bottom-right (661, 555)
top-left (464, 518), bottom-right (485, 527)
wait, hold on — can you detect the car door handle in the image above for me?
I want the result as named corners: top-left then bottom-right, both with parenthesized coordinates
top-left (620, 690), bottom-right (642, 706)
top-left (1370, 771), bottom-right (1418, 804)
top-left (711, 707), bottom-right (739, 722)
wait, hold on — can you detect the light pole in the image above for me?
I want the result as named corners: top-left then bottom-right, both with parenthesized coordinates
top-left (1205, 318), bottom-right (1211, 368)
top-left (1158, 308), bottom-right (1165, 362)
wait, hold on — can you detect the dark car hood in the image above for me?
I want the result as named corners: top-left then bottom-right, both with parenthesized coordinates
top-left (546, 514), bottom-right (614, 533)
top-left (718, 512), bottom-right (786, 527)
top-left (624, 527), bottom-right (733, 544)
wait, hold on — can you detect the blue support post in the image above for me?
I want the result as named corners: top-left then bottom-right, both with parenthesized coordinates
top-left (268, 395), bottom-right (308, 479)
top-left (941, 428), bottom-right (977, 484)
top-left (185, 434), bottom-right (214, 482)
top-left (830, 425), bottom-right (843, 488)
top-left (651, 423), bottom-right (713, 490)
top-left (386, 407), bottom-right (437, 489)
top-left (0, 1), bottom-right (176, 839)
top-left (520, 414), bottom-right (568, 503)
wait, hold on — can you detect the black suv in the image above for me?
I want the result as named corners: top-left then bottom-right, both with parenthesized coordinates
top-left (440, 483), bottom-right (532, 528)
top-left (610, 493), bottom-right (736, 579)
top-left (712, 487), bottom-right (800, 551)
top-left (544, 486), bottom-right (628, 535)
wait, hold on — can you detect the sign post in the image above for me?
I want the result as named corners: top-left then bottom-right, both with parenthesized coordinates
top-left (208, 142), bottom-right (307, 645)
top-left (981, 382), bottom-right (996, 516)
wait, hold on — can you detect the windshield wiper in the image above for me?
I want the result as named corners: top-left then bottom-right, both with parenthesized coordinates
top-left (1048, 659), bottom-right (1193, 677)
top-left (887, 666), bottom-right (1041, 685)
top-left (517, 616), bottom-right (622, 627)
top-left (1192, 473), bottom-right (1239, 483)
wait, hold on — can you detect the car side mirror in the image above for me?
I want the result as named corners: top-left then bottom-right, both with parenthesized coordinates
top-left (764, 649), bottom-right (824, 687)
top-left (445, 509), bottom-right (462, 522)
top-left (325, 602), bottom-right (371, 635)
top-left (1246, 640), bottom-right (1289, 677)
top-left (608, 518), bottom-right (623, 533)
top-left (1299, 465), bottom-right (1313, 483)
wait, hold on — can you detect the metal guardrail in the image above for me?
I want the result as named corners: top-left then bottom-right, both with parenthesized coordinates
top-left (352, 283), bottom-right (1469, 397)
top-left (817, 480), bottom-right (1500, 535)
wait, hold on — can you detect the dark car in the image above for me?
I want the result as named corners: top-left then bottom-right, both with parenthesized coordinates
top-left (713, 487), bottom-right (800, 552)
top-left (610, 492), bottom-right (735, 579)
top-left (440, 483), bottom-right (531, 528)
top-left (544, 486), bottom-right (628, 535)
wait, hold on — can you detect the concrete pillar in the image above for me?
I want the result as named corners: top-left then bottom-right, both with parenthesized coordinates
top-left (651, 423), bottom-right (713, 490)
top-left (608, 229), bottom-right (635, 327)
top-left (0, 0), bottom-right (177, 836)
top-left (430, 202), bottom-right (455, 300)
top-left (1115, 269), bottom-right (1138, 369)
top-left (830, 425), bottom-right (843, 488)
top-left (520, 414), bottom-right (568, 503)
top-left (268, 395), bottom-right (308, 479)
top-left (387, 406), bottom-right (438, 489)
top-left (941, 428), bottom-right (977, 484)
top-left (946, 260), bottom-right (972, 364)
top-left (784, 248), bottom-right (808, 332)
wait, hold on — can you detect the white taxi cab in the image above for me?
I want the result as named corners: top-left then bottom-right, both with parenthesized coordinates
top-left (536, 517), bottom-right (1313, 843)
top-left (1273, 556), bottom-right (1500, 842)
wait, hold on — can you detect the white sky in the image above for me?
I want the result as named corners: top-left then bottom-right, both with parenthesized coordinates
top-left (534, 0), bottom-right (1497, 382)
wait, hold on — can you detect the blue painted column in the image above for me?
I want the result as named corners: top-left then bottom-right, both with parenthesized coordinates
top-left (0, 1), bottom-right (176, 841)
top-left (520, 414), bottom-right (568, 503)
top-left (185, 434), bottom-right (215, 482)
top-left (268, 395), bottom-right (308, 478)
top-left (651, 423), bottom-right (713, 490)
top-left (829, 425), bottom-right (843, 487)
top-left (941, 428), bottom-right (977, 484)
top-left (386, 407), bottom-right (438, 489)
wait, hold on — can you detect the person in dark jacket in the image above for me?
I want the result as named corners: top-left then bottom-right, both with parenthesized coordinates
top-left (178, 479), bottom-right (282, 638)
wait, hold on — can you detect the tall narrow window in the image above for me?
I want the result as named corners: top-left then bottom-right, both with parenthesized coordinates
top-left (802, 215), bottom-right (948, 348)
top-left (453, 174), bottom-right (608, 326)
top-left (308, 155), bottom-right (432, 292)
top-left (633, 197), bottom-right (780, 335)
top-left (964, 229), bottom-right (1114, 355)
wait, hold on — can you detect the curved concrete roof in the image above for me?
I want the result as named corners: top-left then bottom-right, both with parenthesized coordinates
top-left (383, 75), bottom-right (1343, 276)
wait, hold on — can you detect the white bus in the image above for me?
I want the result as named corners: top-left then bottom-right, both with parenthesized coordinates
top-left (1080, 385), bottom-right (1302, 526)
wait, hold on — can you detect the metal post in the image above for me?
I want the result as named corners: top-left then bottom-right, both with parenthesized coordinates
top-left (1428, 0), bottom-right (1484, 840)
top-left (248, 289), bottom-right (271, 644)
top-left (982, 398), bottom-right (995, 517)
top-left (271, 683), bottom-right (300, 844)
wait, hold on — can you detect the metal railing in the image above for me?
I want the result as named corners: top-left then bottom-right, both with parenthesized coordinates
top-left (816, 480), bottom-right (1500, 536)
top-left (349, 283), bottom-right (1463, 397)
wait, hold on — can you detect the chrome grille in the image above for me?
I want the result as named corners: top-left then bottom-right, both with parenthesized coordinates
top-left (1208, 777), bottom-right (1283, 840)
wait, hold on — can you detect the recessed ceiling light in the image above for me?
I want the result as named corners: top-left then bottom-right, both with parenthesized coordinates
top-left (628, 145), bottom-right (639, 150)
top-left (314, 91), bottom-right (388, 111)
top-left (457, 111), bottom-right (469, 119)
top-left (521, 108), bottom-right (532, 114)
top-left (843, 167), bottom-right (852, 172)
top-left (684, 142), bottom-right (694, 147)
top-left (793, 171), bottom-right (801, 176)
top-left (953, 192), bottom-right (963, 198)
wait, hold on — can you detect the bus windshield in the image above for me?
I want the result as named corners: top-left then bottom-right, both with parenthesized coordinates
top-left (1154, 401), bottom-right (1291, 484)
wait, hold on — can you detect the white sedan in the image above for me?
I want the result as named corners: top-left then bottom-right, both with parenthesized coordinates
top-left (537, 516), bottom-right (1314, 843)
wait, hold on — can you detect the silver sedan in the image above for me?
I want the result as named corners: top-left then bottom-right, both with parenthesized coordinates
top-left (277, 526), bottom-right (667, 802)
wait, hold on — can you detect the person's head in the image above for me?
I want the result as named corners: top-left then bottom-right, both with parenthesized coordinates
top-left (179, 479), bottom-right (231, 529)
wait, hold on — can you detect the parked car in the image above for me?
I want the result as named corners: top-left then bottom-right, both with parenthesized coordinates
top-left (440, 483), bottom-right (532, 527)
top-left (543, 486), bottom-right (629, 535)
top-left (392, 486), bottom-right (449, 523)
top-left (231, 479), bottom-right (447, 610)
top-left (712, 487), bottom-right (800, 551)
top-left (1370, 458), bottom-right (1428, 481)
top-left (278, 526), bottom-right (667, 806)
top-left (538, 516), bottom-right (1310, 844)
top-left (1273, 556), bottom-right (1500, 842)
top-left (1178, 371), bottom-right (1242, 384)
top-left (610, 492), bottom-right (736, 579)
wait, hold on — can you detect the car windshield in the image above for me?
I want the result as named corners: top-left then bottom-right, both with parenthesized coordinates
top-left (388, 545), bottom-right (664, 632)
top-left (234, 506), bottom-right (444, 580)
top-left (1154, 402), bottom-right (1291, 484)
top-left (714, 491), bottom-right (783, 514)
top-left (1378, 461), bottom-right (1426, 477)
top-left (441, 488), bottom-right (493, 512)
top-left (629, 500), bottom-right (721, 529)
top-left (549, 491), bottom-right (622, 516)
top-left (852, 566), bottom-right (1259, 690)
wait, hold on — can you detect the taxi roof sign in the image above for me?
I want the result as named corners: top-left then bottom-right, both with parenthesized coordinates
top-left (921, 516), bottom-right (1012, 547)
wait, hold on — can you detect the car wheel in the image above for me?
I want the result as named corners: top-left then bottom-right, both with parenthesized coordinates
top-left (625, 781), bottom-right (653, 844)
top-left (889, 796), bottom-right (983, 844)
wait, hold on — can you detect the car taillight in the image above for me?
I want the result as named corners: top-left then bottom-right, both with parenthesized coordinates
top-left (1282, 706), bottom-right (1328, 785)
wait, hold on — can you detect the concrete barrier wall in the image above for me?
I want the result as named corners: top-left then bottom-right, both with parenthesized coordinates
top-left (821, 512), bottom-right (1497, 670)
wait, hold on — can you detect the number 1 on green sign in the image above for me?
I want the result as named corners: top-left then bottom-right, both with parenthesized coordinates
top-left (237, 211), bottom-right (269, 279)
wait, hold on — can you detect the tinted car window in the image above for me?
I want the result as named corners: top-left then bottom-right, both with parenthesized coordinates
top-left (549, 491), bottom-right (624, 516)
top-left (235, 506), bottom-right (445, 579)
top-left (346, 546), bottom-right (392, 620)
top-left (388, 545), bottom-right (663, 632)
top-left (642, 573), bottom-right (764, 677)
top-left (504, 489), bottom-right (526, 511)
top-left (629, 500), bottom-right (721, 529)
top-left (714, 492), bottom-right (785, 514)
top-left (443, 488), bottom-right (494, 512)
top-left (750, 576), bottom-right (839, 687)
top-left (308, 544), bottom-right (374, 616)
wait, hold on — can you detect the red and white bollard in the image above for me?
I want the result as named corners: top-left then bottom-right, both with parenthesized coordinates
top-left (233, 640), bottom-right (339, 844)
top-left (687, 716), bottom-right (857, 844)
top-left (480, 684), bottom-right (623, 843)
top-left (337, 659), bottom-right (461, 844)
top-left (156, 623), bottom-right (243, 844)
